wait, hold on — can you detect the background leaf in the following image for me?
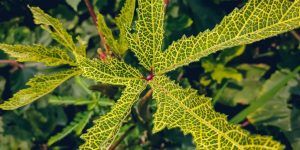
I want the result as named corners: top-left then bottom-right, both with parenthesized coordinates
top-left (66, 0), bottom-right (81, 12)
top-left (48, 111), bottom-right (93, 146)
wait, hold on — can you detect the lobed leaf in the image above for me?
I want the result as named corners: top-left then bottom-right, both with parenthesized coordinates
top-left (48, 111), bottom-right (93, 146)
top-left (127, 0), bottom-right (165, 70)
top-left (78, 56), bottom-right (143, 85)
top-left (154, 0), bottom-right (300, 74)
top-left (115, 0), bottom-right (136, 54)
top-left (29, 6), bottom-right (85, 56)
top-left (80, 80), bottom-right (146, 149)
top-left (149, 75), bottom-right (283, 149)
top-left (0, 44), bottom-right (75, 66)
top-left (96, 12), bottom-right (119, 53)
top-left (0, 68), bottom-right (81, 110)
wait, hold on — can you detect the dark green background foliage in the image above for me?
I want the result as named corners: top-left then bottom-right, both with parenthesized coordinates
top-left (0, 0), bottom-right (300, 149)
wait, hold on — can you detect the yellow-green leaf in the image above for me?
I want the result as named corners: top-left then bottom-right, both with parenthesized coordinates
top-left (127, 0), bottom-right (165, 70)
top-left (78, 56), bottom-right (143, 85)
top-left (96, 12), bottom-right (119, 54)
top-left (29, 6), bottom-right (85, 56)
top-left (149, 75), bottom-right (283, 149)
top-left (0, 68), bottom-right (81, 110)
top-left (96, 0), bottom-right (135, 55)
top-left (80, 80), bottom-right (146, 149)
top-left (115, 0), bottom-right (136, 55)
top-left (155, 0), bottom-right (300, 74)
top-left (0, 44), bottom-right (75, 66)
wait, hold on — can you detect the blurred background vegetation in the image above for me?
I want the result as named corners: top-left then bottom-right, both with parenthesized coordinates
top-left (0, 0), bottom-right (300, 149)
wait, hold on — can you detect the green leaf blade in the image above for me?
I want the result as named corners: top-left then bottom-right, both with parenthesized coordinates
top-left (115, 0), bottom-right (136, 55)
top-left (149, 75), bottom-right (283, 149)
top-left (80, 80), bottom-right (146, 149)
top-left (78, 56), bottom-right (143, 85)
top-left (0, 44), bottom-right (75, 66)
top-left (48, 111), bottom-right (93, 146)
top-left (155, 0), bottom-right (300, 74)
top-left (66, 0), bottom-right (81, 12)
top-left (96, 12), bottom-right (119, 54)
top-left (48, 96), bottom-right (93, 106)
top-left (248, 74), bottom-right (295, 131)
top-left (127, 0), bottom-right (165, 70)
top-left (74, 111), bottom-right (93, 135)
top-left (0, 68), bottom-right (81, 110)
top-left (29, 6), bottom-right (85, 56)
top-left (230, 67), bottom-right (300, 124)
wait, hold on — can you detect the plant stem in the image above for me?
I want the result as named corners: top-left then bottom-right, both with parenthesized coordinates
top-left (0, 59), bottom-right (24, 72)
top-left (84, 0), bottom-right (109, 53)
top-left (230, 66), bottom-right (300, 124)
top-left (291, 30), bottom-right (300, 42)
top-left (137, 89), bottom-right (153, 122)
top-left (139, 90), bottom-right (153, 106)
top-left (0, 59), bottom-right (17, 64)
top-left (84, 0), bottom-right (97, 27)
top-left (163, 0), bottom-right (169, 12)
top-left (108, 125), bottom-right (136, 150)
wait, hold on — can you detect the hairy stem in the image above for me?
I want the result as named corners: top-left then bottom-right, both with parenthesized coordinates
top-left (84, 0), bottom-right (109, 53)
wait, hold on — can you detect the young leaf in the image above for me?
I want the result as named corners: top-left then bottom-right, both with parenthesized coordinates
top-left (0, 44), bottom-right (75, 66)
top-left (0, 68), bottom-right (81, 110)
top-left (80, 80), bottom-right (146, 149)
top-left (96, 0), bottom-right (135, 55)
top-left (115, 0), bottom-right (136, 54)
top-left (48, 111), bottom-right (93, 146)
top-left (78, 56), bottom-right (142, 85)
top-left (155, 0), bottom-right (300, 74)
top-left (127, 0), bottom-right (165, 70)
top-left (149, 75), bottom-right (283, 149)
top-left (96, 12), bottom-right (119, 53)
top-left (29, 6), bottom-right (85, 56)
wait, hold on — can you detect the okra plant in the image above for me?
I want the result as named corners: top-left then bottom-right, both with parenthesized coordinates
top-left (1, 0), bottom-right (300, 149)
